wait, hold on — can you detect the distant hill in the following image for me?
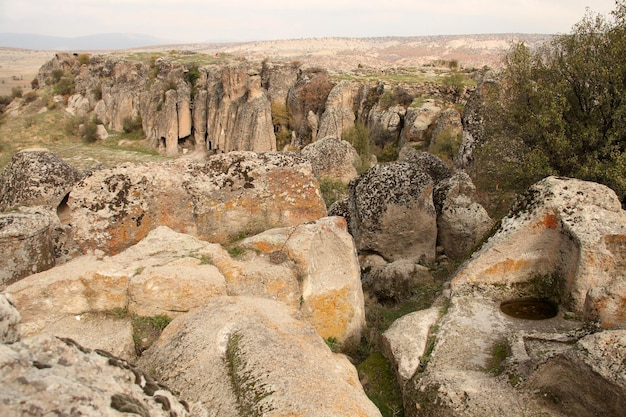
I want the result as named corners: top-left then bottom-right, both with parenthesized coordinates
top-left (0, 33), bottom-right (175, 51)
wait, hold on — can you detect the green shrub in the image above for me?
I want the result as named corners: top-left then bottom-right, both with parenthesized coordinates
top-left (430, 127), bottom-right (462, 164)
top-left (81, 117), bottom-right (99, 143)
top-left (77, 53), bottom-right (90, 65)
top-left (30, 77), bottom-right (39, 90)
top-left (318, 178), bottom-right (347, 207)
top-left (11, 86), bottom-right (23, 98)
top-left (343, 121), bottom-right (372, 173)
top-left (122, 115), bottom-right (143, 134)
top-left (53, 76), bottom-right (75, 96)
top-left (50, 69), bottom-right (64, 84)
top-left (23, 91), bottom-right (38, 103)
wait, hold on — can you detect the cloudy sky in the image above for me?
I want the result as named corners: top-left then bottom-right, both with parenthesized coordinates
top-left (0, 0), bottom-right (618, 43)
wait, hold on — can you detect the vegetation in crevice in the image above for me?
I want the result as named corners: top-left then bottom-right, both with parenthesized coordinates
top-left (225, 332), bottom-right (276, 417)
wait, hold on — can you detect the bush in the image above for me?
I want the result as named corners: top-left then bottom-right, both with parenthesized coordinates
top-left (343, 121), bottom-right (372, 173)
top-left (30, 78), bottom-right (39, 90)
top-left (11, 86), bottom-right (23, 99)
top-left (53, 76), bottom-right (75, 96)
top-left (318, 178), bottom-right (348, 207)
top-left (77, 53), bottom-right (90, 65)
top-left (477, 2), bottom-right (626, 207)
top-left (430, 127), bottom-right (462, 164)
top-left (23, 91), bottom-right (38, 104)
top-left (81, 117), bottom-right (99, 143)
top-left (122, 115), bottom-right (143, 134)
top-left (50, 69), bottom-right (64, 84)
top-left (298, 71), bottom-right (334, 115)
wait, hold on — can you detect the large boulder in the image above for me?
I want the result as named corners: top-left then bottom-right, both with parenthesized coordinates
top-left (452, 176), bottom-right (626, 327)
top-left (433, 172), bottom-right (493, 260)
top-left (138, 296), bottom-right (382, 417)
top-left (316, 80), bottom-right (358, 141)
top-left (301, 136), bottom-right (360, 184)
top-left (7, 220), bottom-right (366, 353)
top-left (0, 149), bottom-right (82, 212)
top-left (241, 216), bottom-right (366, 349)
top-left (400, 99), bottom-right (442, 148)
top-left (68, 151), bottom-right (327, 255)
top-left (348, 162), bottom-right (437, 262)
top-left (367, 104), bottom-right (405, 147)
top-left (0, 209), bottom-right (56, 290)
top-left (0, 335), bottom-right (198, 416)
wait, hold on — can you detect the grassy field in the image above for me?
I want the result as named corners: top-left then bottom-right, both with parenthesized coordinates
top-left (0, 92), bottom-right (170, 173)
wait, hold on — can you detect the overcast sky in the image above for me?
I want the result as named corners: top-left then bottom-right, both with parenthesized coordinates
top-left (0, 0), bottom-right (618, 43)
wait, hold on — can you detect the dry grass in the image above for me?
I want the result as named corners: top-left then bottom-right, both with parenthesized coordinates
top-left (0, 94), bottom-right (170, 172)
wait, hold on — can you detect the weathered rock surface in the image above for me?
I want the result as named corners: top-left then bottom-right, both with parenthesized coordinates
top-left (348, 162), bottom-right (437, 262)
top-left (397, 147), bottom-right (452, 183)
top-left (368, 104), bottom-right (405, 147)
top-left (0, 293), bottom-right (20, 344)
top-left (382, 306), bottom-right (441, 384)
top-left (8, 219), bottom-right (365, 354)
top-left (452, 176), bottom-right (626, 327)
top-left (0, 149), bottom-right (82, 212)
top-left (434, 172), bottom-right (493, 259)
top-left (68, 151), bottom-right (327, 254)
top-left (400, 99), bottom-right (442, 147)
top-left (363, 259), bottom-right (434, 304)
top-left (0, 210), bottom-right (56, 290)
top-left (138, 296), bottom-right (382, 417)
top-left (301, 136), bottom-right (359, 183)
top-left (0, 335), bottom-right (198, 417)
top-left (526, 330), bottom-right (626, 417)
top-left (241, 216), bottom-right (365, 349)
top-left (316, 80), bottom-right (357, 140)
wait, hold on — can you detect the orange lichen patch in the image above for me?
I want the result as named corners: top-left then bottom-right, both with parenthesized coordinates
top-left (304, 287), bottom-right (353, 341)
top-left (605, 234), bottom-right (626, 245)
top-left (250, 240), bottom-right (282, 253)
top-left (534, 212), bottom-right (559, 230)
top-left (482, 258), bottom-right (533, 278)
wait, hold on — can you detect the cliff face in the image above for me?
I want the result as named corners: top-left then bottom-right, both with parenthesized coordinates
top-left (38, 52), bottom-right (472, 156)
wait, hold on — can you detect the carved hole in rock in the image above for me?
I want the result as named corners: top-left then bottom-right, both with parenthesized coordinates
top-left (500, 299), bottom-right (558, 320)
top-left (57, 193), bottom-right (71, 225)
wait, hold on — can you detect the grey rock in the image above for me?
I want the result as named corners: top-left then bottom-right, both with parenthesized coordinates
top-left (0, 293), bottom-right (20, 344)
top-left (301, 136), bottom-right (359, 183)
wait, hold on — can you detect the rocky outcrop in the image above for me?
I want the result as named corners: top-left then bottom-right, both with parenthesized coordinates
top-left (0, 293), bottom-right (20, 344)
top-left (138, 296), bottom-right (382, 417)
top-left (348, 162), bottom-right (437, 262)
top-left (0, 149), bottom-right (82, 212)
top-left (400, 99), bottom-right (442, 148)
top-left (317, 80), bottom-right (357, 140)
top-left (68, 151), bottom-right (326, 255)
top-left (241, 216), bottom-right (365, 349)
top-left (301, 136), bottom-right (360, 183)
top-left (452, 176), bottom-right (626, 327)
top-left (261, 60), bottom-right (299, 105)
top-left (428, 107), bottom-right (463, 154)
top-left (7, 218), bottom-right (365, 350)
top-left (367, 104), bottom-right (405, 147)
top-left (433, 172), bottom-right (493, 259)
top-left (363, 259), bottom-right (434, 304)
top-left (0, 335), bottom-right (198, 416)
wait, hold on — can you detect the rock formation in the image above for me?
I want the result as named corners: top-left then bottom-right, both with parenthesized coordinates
top-left (301, 136), bottom-right (360, 183)
top-left (138, 296), bottom-right (382, 417)
top-left (316, 80), bottom-right (358, 140)
top-left (68, 151), bottom-right (327, 255)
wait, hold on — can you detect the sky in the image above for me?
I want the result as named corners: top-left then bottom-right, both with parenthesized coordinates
top-left (0, 0), bottom-right (619, 43)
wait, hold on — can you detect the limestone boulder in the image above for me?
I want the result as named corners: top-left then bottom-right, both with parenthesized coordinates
top-left (241, 216), bottom-right (366, 349)
top-left (368, 104), bottom-right (405, 147)
top-left (0, 293), bottom-right (20, 344)
top-left (0, 210), bottom-right (56, 290)
top-left (66, 93), bottom-right (91, 117)
top-left (301, 136), bottom-right (360, 183)
top-left (400, 99), bottom-right (442, 147)
top-left (526, 330), bottom-right (626, 417)
top-left (317, 80), bottom-right (357, 140)
top-left (68, 151), bottom-right (327, 255)
top-left (452, 176), bottom-right (626, 328)
top-left (138, 296), bottom-right (382, 417)
top-left (381, 306), bottom-right (441, 384)
top-left (434, 172), bottom-right (493, 259)
top-left (0, 335), bottom-right (198, 417)
top-left (0, 149), bottom-right (82, 212)
top-left (348, 162), bottom-right (437, 262)
top-left (261, 61), bottom-right (299, 105)
top-left (397, 147), bottom-right (452, 183)
top-left (363, 259), bottom-right (434, 304)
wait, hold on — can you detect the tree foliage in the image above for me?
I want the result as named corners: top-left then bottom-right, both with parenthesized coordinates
top-left (478, 1), bottom-right (626, 206)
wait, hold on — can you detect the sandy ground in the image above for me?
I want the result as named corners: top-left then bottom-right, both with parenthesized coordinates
top-left (0, 48), bottom-right (55, 96)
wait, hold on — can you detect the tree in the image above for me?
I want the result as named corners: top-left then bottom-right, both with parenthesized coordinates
top-left (477, 1), bottom-right (626, 207)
